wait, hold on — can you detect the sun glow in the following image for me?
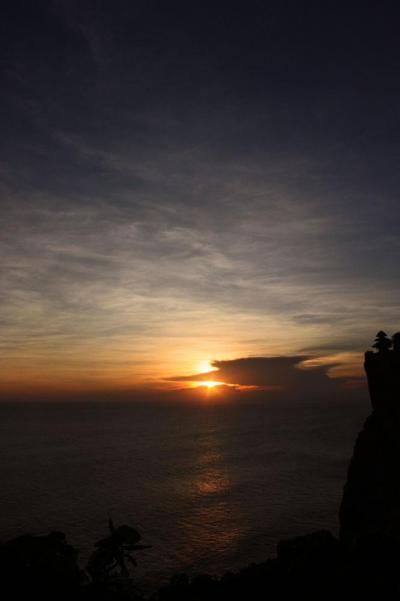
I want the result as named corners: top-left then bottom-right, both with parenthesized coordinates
top-left (195, 380), bottom-right (225, 390)
top-left (197, 360), bottom-right (218, 374)
top-left (197, 380), bottom-right (225, 389)
top-left (191, 360), bottom-right (227, 391)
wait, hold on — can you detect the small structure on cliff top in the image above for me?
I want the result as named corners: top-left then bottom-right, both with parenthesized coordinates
top-left (340, 331), bottom-right (400, 547)
top-left (364, 330), bottom-right (400, 412)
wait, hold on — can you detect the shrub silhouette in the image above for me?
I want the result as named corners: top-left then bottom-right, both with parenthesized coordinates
top-left (87, 518), bottom-right (150, 584)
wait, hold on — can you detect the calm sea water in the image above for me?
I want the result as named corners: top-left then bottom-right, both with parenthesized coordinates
top-left (0, 399), bottom-right (367, 588)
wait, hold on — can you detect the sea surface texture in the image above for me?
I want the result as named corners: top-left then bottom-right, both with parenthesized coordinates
top-left (0, 399), bottom-right (366, 587)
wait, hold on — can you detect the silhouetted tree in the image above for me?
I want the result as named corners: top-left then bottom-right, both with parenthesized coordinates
top-left (87, 519), bottom-right (149, 584)
top-left (372, 330), bottom-right (392, 353)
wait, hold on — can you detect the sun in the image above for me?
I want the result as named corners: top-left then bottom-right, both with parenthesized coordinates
top-left (201, 380), bottom-right (223, 388)
top-left (193, 361), bottom-right (225, 391)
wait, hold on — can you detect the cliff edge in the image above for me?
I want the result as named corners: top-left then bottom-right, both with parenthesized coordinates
top-left (340, 331), bottom-right (400, 546)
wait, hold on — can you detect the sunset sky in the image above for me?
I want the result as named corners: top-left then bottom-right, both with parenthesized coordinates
top-left (1, 2), bottom-right (400, 400)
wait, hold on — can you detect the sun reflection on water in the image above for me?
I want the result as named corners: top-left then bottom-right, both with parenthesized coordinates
top-left (179, 427), bottom-right (244, 570)
top-left (196, 465), bottom-right (230, 495)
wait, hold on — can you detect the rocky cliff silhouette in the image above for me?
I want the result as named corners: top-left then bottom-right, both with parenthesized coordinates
top-left (340, 331), bottom-right (400, 547)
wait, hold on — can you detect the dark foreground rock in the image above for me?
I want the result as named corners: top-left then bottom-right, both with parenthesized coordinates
top-left (153, 530), bottom-right (400, 600)
top-left (2, 528), bottom-right (400, 600)
top-left (340, 331), bottom-right (400, 546)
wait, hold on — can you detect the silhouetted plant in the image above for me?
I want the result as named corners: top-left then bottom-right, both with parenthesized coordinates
top-left (87, 518), bottom-right (150, 584)
top-left (372, 330), bottom-right (392, 353)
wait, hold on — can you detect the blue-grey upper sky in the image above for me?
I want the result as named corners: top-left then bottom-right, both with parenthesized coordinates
top-left (1, 1), bottom-right (400, 398)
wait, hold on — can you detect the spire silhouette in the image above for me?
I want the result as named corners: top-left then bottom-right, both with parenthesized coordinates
top-left (372, 330), bottom-right (392, 353)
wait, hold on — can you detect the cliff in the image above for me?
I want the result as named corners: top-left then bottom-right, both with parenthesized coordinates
top-left (340, 331), bottom-right (400, 546)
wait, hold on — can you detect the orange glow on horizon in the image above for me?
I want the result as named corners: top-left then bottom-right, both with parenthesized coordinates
top-left (195, 380), bottom-right (226, 389)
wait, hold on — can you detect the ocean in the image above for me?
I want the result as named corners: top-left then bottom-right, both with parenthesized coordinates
top-left (0, 398), bottom-right (367, 589)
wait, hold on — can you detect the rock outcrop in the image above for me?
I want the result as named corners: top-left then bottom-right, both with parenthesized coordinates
top-left (339, 331), bottom-right (400, 546)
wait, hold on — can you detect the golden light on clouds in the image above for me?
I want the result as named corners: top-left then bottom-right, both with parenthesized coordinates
top-left (196, 360), bottom-right (218, 374)
top-left (299, 352), bottom-right (364, 379)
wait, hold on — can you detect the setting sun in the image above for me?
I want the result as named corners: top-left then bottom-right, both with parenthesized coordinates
top-left (197, 380), bottom-right (225, 389)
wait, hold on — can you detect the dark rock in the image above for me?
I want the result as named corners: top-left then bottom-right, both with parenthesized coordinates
top-left (340, 331), bottom-right (400, 549)
top-left (0, 531), bottom-right (83, 600)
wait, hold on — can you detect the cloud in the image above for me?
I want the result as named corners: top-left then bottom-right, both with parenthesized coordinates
top-left (167, 355), bottom-right (346, 399)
